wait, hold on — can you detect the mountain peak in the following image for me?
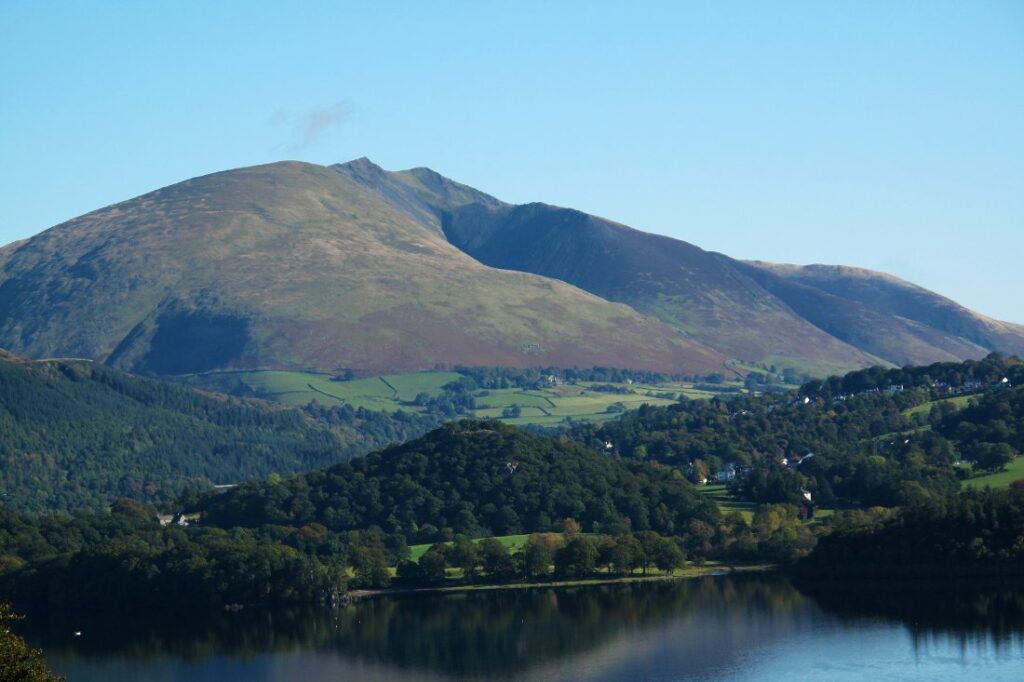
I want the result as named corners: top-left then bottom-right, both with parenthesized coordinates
top-left (332, 156), bottom-right (385, 177)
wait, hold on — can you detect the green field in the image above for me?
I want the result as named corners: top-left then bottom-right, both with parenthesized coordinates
top-left (181, 369), bottom-right (460, 410)
top-left (902, 395), bottom-right (974, 418)
top-left (699, 483), bottom-right (834, 524)
top-left (700, 484), bottom-right (755, 523)
top-left (961, 457), bottom-right (1024, 490)
top-left (182, 370), bottom-right (742, 427)
top-left (408, 534), bottom-right (531, 562)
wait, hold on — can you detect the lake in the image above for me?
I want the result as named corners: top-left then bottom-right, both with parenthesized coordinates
top-left (18, 574), bottom-right (1024, 681)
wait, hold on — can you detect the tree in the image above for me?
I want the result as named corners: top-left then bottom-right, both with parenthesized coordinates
top-left (395, 559), bottom-right (419, 583)
top-left (449, 536), bottom-right (481, 579)
top-left (350, 545), bottom-right (391, 588)
top-left (690, 459), bottom-right (708, 484)
top-left (479, 538), bottom-right (515, 579)
top-left (561, 518), bottom-right (582, 537)
top-left (648, 537), bottom-right (685, 574)
top-left (971, 443), bottom-right (1015, 472)
top-left (520, 535), bottom-right (552, 579)
top-left (0, 604), bottom-right (63, 682)
top-left (600, 537), bottom-right (635, 576)
top-left (554, 535), bottom-right (598, 578)
top-left (417, 550), bottom-right (448, 585)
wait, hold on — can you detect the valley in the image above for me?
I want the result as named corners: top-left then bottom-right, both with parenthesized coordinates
top-left (181, 367), bottom-right (746, 427)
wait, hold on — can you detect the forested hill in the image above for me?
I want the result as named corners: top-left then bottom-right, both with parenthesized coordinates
top-left (0, 355), bottom-right (428, 512)
top-left (198, 420), bottom-right (719, 539)
top-left (570, 354), bottom-right (1024, 508)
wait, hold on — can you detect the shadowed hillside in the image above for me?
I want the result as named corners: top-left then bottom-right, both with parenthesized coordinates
top-left (438, 201), bottom-right (876, 372)
top-left (0, 353), bottom-right (352, 512)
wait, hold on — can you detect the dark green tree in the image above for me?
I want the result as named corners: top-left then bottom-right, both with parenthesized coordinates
top-left (554, 535), bottom-right (598, 578)
top-left (417, 550), bottom-right (448, 585)
top-left (0, 604), bottom-right (62, 681)
top-left (521, 536), bottom-right (552, 579)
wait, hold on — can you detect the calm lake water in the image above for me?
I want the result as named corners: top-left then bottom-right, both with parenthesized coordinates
top-left (18, 574), bottom-right (1024, 681)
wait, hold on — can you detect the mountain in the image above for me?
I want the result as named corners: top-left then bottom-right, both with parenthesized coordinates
top-left (0, 352), bottom-right (361, 512)
top-left (0, 161), bottom-right (725, 377)
top-left (738, 262), bottom-right (1024, 366)
top-left (435, 201), bottom-right (878, 373)
top-left (332, 159), bottom-right (1024, 371)
top-left (331, 161), bottom-right (874, 371)
top-left (2, 157), bottom-right (1021, 378)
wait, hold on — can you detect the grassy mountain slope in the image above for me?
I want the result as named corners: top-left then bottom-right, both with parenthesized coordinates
top-left (0, 353), bottom-right (354, 512)
top-left (0, 161), bottom-right (725, 376)
top-left (368, 163), bottom-right (1021, 371)
top-left (435, 200), bottom-right (876, 372)
top-left (735, 262), bottom-right (990, 365)
top-left (0, 239), bottom-right (26, 269)
top-left (742, 262), bottom-right (1024, 365)
top-left (328, 162), bottom-right (876, 372)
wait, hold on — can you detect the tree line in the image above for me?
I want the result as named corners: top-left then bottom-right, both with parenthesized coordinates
top-left (0, 499), bottom-right (410, 613)
top-left (796, 485), bottom-right (1024, 577)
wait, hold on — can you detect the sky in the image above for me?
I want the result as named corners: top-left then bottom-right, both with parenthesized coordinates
top-left (2, 1), bottom-right (1022, 321)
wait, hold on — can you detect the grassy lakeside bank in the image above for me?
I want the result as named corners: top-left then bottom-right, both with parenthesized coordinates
top-left (348, 563), bottom-right (776, 601)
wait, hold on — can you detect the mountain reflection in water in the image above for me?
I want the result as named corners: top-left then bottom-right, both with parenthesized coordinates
top-left (20, 574), bottom-right (1024, 682)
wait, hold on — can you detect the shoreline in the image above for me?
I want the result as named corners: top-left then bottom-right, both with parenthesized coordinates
top-left (346, 563), bottom-right (776, 601)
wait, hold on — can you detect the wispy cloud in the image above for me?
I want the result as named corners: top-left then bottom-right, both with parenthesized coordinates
top-left (271, 101), bottom-right (352, 151)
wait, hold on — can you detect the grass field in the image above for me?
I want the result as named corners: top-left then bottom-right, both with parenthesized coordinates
top-left (408, 534), bottom-right (533, 562)
top-left (699, 483), bottom-right (835, 524)
top-left (961, 457), bottom-right (1024, 490)
top-left (183, 370), bottom-right (742, 427)
top-left (699, 484), bottom-right (755, 523)
top-left (902, 395), bottom-right (974, 418)
top-left (181, 369), bottom-right (460, 410)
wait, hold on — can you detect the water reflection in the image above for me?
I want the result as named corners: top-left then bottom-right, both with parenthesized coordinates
top-left (20, 575), bottom-right (1024, 681)
top-left (796, 577), bottom-right (1024, 653)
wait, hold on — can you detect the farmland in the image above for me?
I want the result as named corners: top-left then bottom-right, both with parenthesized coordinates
top-left (699, 484), bottom-right (755, 523)
top-left (699, 483), bottom-right (835, 524)
top-left (182, 369), bottom-right (746, 427)
top-left (961, 456), bottom-right (1024, 490)
top-left (902, 394), bottom-right (975, 419)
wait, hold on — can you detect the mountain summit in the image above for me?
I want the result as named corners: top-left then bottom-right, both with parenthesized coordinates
top-left (1, 158), bottom-right (1020, 377)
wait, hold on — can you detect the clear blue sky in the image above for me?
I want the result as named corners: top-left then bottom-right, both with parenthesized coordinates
top-left (2, 1), bottom-right (1022, 321)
